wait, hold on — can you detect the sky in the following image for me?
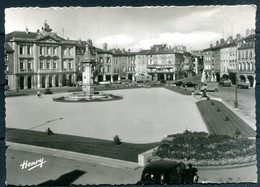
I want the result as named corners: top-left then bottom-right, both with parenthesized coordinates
top-left (5, 6), bottom-right (256, 51)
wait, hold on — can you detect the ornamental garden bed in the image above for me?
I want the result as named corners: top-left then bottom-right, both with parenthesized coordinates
top-left (164, 86), bottom-right (192, 95)
top-left (152, 131), bottom-right (256, 167)
top-left (196, 100), bottom-right (255, 137)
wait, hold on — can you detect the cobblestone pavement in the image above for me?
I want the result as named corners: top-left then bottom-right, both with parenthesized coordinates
top-left (6, 149), bottom-right (257, 185)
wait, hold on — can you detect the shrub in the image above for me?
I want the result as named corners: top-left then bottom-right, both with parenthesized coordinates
top-left (113, 135), bottom-right (122, 145)
top-left (153, 131), bottom-right (256, 166)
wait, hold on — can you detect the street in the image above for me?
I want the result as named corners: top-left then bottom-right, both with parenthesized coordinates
top-left (6, 149), bottom-right (257, 185)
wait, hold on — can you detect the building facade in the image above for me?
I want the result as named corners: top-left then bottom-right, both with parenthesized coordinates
top-left (5, 21), bottom-right (80, 90)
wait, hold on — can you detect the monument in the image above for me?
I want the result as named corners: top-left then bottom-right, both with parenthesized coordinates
top-left (53, 40), bottom-right (123, 102)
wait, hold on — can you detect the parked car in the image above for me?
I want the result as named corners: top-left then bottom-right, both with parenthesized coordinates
top-left (183, 82), bottom-right (197, 87)
top-left (237, 81), bottom-right (249, 89)
top-left (172, 81), bottom-right (184, 87)
top-left (201, 82), bottom-right (219, 92)
top-left (219, 79), bottom-right (231, 87)
top-left (44, 88), bottom-right (53, 94)
top-left (136, 160), bottom-right (198, 185)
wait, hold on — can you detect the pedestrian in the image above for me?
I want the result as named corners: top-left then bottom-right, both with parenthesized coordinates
top-left (185, 163), bottom-right (198, 184)
top-left (37, 90), bottom-right (41, 97)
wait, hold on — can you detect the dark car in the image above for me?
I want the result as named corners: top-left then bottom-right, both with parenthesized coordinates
top-left (173, 81), bottom-right (184, 87)
top-left (219, 79), bottom-right (231, 87)
top-left (44, 88), bottom-right (53, 94)
top-left (237, 81), bottom-right (249, 89)
top-left (183, 82), bottom-right (197, 87)
top-left (137, 160), bottom-right (198, 185)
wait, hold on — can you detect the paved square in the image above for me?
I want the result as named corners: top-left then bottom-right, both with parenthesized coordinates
top-left (6, 88), bottom-right (207, 143)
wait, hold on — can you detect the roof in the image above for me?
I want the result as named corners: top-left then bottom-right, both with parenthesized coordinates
top-left (5, 31), bottom-right (38, 41)
top-left (204, 40), bottom-right (238, 51)
top-left (137, 50), bottom-right (149, 55)
top-left (146, 44), bottom-right (176, 55)
top-left (5, 43), bottom-right (14, 53)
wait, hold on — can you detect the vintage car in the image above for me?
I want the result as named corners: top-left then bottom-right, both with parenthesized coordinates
top-left (137, 160), bottom-right (198, 185)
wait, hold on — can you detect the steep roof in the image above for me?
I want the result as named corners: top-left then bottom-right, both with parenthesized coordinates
top-left (137, 50), bottom-right (149, 55)
top-left (5, 31), bottom-right (38, 41)
top-left (5, 43), bottom-right (14, 53)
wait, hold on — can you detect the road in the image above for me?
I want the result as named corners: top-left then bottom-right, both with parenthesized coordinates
top-left (6, 149), bottom-right (257, 185)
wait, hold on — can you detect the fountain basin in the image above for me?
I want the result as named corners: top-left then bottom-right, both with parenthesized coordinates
top-left (53, 91), bottom-right (123, 102)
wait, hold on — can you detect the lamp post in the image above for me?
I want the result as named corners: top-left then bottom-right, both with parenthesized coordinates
top-left (234, 71), bottom-right (238, 109)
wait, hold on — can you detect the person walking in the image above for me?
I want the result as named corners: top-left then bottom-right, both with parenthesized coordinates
top-left (37, 90), bottom-right (41, 97)
top-left (185, 163), bottom-right (198, 184)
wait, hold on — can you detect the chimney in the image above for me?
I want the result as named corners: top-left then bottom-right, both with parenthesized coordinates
top-left (103, 43), bottom-right (107, 50)
top-left (220, 38), bottom-right (224, 44)
top-left (210, 44), bottom-right (213, 48)
top-left (227, 36), bottom-right (233, 42)
top-left (236, 34), bottom-right (241, 40)
top-left (251, 29), bottom-right (255, 35)
top-left (216, 40), bottom-right (219, 46)
top-left (246, 29), bottom-right (250, 37)
top-left (25, 27), bottom-right (29, 34)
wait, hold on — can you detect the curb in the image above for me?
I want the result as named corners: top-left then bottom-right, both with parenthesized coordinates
top-left (196, 161), bottom-right (257, 170)
top-left (6, 142), bottom-right (139, 170)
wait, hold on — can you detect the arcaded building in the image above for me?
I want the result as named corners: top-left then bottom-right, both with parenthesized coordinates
top-left (5, 21), bottom-right (80, 90)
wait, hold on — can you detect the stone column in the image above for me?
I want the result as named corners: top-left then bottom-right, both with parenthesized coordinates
top-left (58, 75), bottom-right (62, 87)
top-left (103, 74), bottom-right (106, 81)
top-left (24, 76), bottom-right (28, 89)
top-left (82, 63), bottom-right (93, 95)
top-left (111, 75), bottom-right (114, 82)
top-left (164, 74), bottom-right (167, 80)
top-left (37, 73), bottom-right (41, 89)
top-left (118, 75), bottom-right (121, 81)
top-left (45, 75), bottom-right (49, 88)
top-left (52, 76), bottom-right (56, 87)
top-left (132, 74), bottom-right (135, 81)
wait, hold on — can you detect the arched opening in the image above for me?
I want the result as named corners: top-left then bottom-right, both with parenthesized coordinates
top-left (239, 75), bottom-right (246, 82)
top-left (68, 74), bottom-right (72, 86)
top-left (62, 75), bottom-right (67, 86)
top-left (28, 76), bottom-right (32, 89)
top-left (113, 75), bottom-right (118, 81)
top-left (55, 76), bottom-right (59, 87)
top-left (48, 76), bottom-right (52, 87)
top-left (215, 73), bottom-right (220, 82)
top-left (98, 75), bottom-right (103, 82)
top-left (19, 76), bottom-right (24, 89)
top-left (41, 75), bottom-right (46, 88)
top-left (128, 74), bottom-right (132, 81)
top-left (228, 72), bottom-right (236, 85)
top-left (221, 74), bottom-right (229, 80)
top-left (247, 75), bottom-right (254, 87)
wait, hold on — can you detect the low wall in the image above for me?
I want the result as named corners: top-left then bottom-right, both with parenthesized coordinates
top-left (138, 147), bottom-right (158, 167)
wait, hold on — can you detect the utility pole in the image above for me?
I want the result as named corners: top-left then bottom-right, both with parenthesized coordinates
top-left (234, 72), bottom-right (238, 108)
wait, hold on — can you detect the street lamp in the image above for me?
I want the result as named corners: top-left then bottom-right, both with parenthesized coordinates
top-left (234, 71), bottom-right (238, 109)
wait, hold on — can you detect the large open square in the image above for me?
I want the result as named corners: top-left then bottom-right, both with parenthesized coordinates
top-left (6, 88), bottom-right (207, 143)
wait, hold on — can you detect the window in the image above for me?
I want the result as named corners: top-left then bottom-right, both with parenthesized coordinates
top-left (27, 46), bottom-right (32, 55)
top-left (40, 61), bottom-right (44, 69)
top-left (63, 48), bottom-right (67, 56)
top-left (28, 61), bottom-right (32, 70)
top-left (69, 61), bottom-right (73, 69)
top-left (53, 60), bottom-right (57, 69)
top-left (47, 61), bottom-right (50, 69)
top-left (47, 47), bottom-right (51, 55)
top-left (53, 47), bottom-right (57, 55)
top-left (107, 57), bottom-right (111, 64)
top-left (68, 47), bottom-right (73, 55)
top-left (19, 46), bottom-right (24, 55)
top-left (63, 60), bottom-right (67, 69)
top-left (5, 54), bottom-right (8, 61)
top-left (100, 57), bottom-right (103, 63)
top-left (40, 46), bottom-right (44, 55)
top-left (5, 64), bottom-right (9, 72)
top-left (20, 60), bottom-right (24, 70)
